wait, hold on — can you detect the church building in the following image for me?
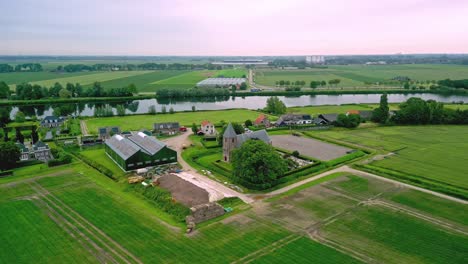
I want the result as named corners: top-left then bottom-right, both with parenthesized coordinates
top-left (222, 123), bottom-right (272, 162)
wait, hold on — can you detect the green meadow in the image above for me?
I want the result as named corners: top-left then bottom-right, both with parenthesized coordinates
top-left (255, 64), bottom-right (468, 87)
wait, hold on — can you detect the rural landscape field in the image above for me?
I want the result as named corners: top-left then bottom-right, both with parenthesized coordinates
top-left (2, 0), bottom-right (468, 263)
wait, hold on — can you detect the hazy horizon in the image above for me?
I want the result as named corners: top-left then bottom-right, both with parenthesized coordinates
top-left (2, 0), bottom-right (468, 56)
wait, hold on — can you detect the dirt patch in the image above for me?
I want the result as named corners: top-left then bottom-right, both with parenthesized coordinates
top-left (158, 174), bottom-right (210, 207)
top-left (271, 135), bottom-right (351, 161)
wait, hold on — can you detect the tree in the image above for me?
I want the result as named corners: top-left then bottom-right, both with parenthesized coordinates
top-left (15, 128), bottom-right (24, 143)
top-left (0, 141), bottom-right (20, 171)
top-left (148, 105), bottom-right (156, 115)
top-left (169, 107), bottom-right (174, 114)
top-left (245, 119), bottom-right (253, 127)
top-left (0, 81), bottom-right (11, 98)
top-left (15, 111), bottom-right (26, 123)
top-left (371, 93), bottom-right (389, 123)
top-left (59, 88), bottom-right (72, 98)
top-left (393, 97), bottom-right (430, 124)
top-left (239, 82), bottom-right (247, 90)
top-left (320, 81), bottom-right (326, 87)
top-left (116, 105), bottom-right (126, 116)
top-left (192, 105), bottom-right (196, 112)
top-left (161, 106), bottom-right (167, 114)
top-left (404, 82), bottom-right (410, 89)
top-left (335, 114), bottom-right (361, 128)
top-left (191, 123), bottom-right (198, 133)
top-left (265, 96), bottom-right (286, 115)
top-left (231, 140), bottom-right (288, 185)
top-left (292, 150), bottom-right (300, 157)
top-left (310, 81), bottom-right (319, 89)
top-left (279, 80), bottom-right (285, 86)
top-left (31, 126), bottom-right (39, 143)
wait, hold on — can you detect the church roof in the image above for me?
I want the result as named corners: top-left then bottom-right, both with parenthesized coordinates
top-left (223, 123), bottom-right (237, 138)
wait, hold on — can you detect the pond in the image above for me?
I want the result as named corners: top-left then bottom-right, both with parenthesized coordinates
top-left (8, 93), bottom-right (468, 119)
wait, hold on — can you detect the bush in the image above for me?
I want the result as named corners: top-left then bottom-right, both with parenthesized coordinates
top-left (0, 170), bottom-right (13, 177)
top-left (292, 150), bottom-right (300, 157)
top-left (47, 151), bottom-right (72, 167)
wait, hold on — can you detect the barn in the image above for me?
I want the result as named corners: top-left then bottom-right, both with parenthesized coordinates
top-left (105, 132), bottom-right (177, 171)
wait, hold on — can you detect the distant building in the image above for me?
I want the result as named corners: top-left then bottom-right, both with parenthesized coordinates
top-left (16, 141), bottom-right (54, 162)
top-left (365, 61), bottom-right (387, 65)
top-left (98, 126), bottom-right (121, 140)
top-left (254, 114), bottom-right (271, 127)
top-left (40, 116), bottom-right (65, 128)
top-left (306, 55), bottom-right (325, 64)
top-left (275, 114), bottom-right (313, 126)
top-left (196, 78), bottom-right (246, 88)
top-left (153, 122), bottom-right (180, 135)
top-left (105, 132), bottom-right (177, 171)
top-left (222, 123), bottom-right (271, 162)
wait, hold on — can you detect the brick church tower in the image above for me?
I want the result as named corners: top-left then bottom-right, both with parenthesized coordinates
top-left (222, 123), bottom-right (237, 162)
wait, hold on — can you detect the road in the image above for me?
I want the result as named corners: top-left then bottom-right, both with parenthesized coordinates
top-left (80, 120), bottom-right (89, 135)
top-left (162, 130), bottom-right (254, 204)
top-left (163, 131), bottom-right (467, 205)
top-left (266, 165), bottom-right (468, 204)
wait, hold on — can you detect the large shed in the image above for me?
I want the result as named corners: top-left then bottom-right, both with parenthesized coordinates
top-left (105, 132), bottom-right (177, 171)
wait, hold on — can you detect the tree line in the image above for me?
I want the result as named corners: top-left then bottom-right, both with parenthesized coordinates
top-left (156, 87), bottom-right (230, 98)
top-left (438, 79), bottom-right (468, 89)
top-left (7, 81), bottom-right (137, 100)
top-left (56, 63), bottom-right (224, 72)
top-left (0, 63), bottom-right (43, 73)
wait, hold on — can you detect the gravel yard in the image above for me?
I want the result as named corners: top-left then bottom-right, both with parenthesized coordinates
top-left (271, 135), bottom-right (351, 161)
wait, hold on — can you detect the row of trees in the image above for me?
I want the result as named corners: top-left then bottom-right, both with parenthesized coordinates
top-left (438, 79), bottom-right (468, 89)
top-left (0, 63), bottom-right (43, 73)
top-left (156, 87), bottom-right (230, 98)
top-left (56, 63), bottom-right (224, 72)
top-left (371, 94), bottom-right (468, 125)
top-left (11, 82), bottom-right (137, 100)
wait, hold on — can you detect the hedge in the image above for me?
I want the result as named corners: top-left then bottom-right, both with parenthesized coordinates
top-left (0, 170), bottom-right (13, 177)
top-left (76, 153), bottom-right (116, 180)
top-left (324, 150), bottom-right (366, 167)
top-left (131, 184), bottom-right (190, 222)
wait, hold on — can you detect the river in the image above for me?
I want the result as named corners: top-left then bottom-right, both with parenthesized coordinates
top-left (8, 93), bottom-right (468, 119)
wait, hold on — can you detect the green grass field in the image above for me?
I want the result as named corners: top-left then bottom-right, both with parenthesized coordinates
top-left (255, 64), bottom-right (468, 88)
top-left (85, 109), bottom-right (271, 132)
top-left (312, 126), bottom-right (468, 184)
top-left (0, 163), bottom-right (361, 263)
top-left (29, 71), bottom-right (151, 87)
top-left (216, 68), bottom-right (247, 78)
top-left (83, 70), bottom-right (188, 91)
top-left (80, 147), bottom-right (125, 177)
top-left (150, 70), bottom-right (219, 90)
top-left (0, 72), bottom-right (95, 88)
top-left (265, 173), bottom-right (468, 264)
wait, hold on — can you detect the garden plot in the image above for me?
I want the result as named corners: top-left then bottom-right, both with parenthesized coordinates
top-left (271, 135), bottom-right (351, 161)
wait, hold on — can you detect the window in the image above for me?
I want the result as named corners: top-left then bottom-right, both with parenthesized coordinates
top-left (162, 158), bottom-right (167, 161)
top-left (128, 163), bottom-right (134, 167)
top-left (145, 161), bottom-right (151, 164)
top-left (137, 162), bottom-right (143, 165)
top-left (170, 157), bottom-right (175, 160)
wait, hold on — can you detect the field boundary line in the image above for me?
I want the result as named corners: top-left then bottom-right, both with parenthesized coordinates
top-left (32, 194), bottom-right (116, 264)
top-left (31, 182), bottom-right (142, 264)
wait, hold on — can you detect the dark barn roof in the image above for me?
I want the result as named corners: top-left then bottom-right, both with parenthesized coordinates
top-left (236, 130), bottom-right (271, 147)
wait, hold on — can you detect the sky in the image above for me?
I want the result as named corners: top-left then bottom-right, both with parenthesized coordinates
top-left (1, 0), bottom-right (468, 56)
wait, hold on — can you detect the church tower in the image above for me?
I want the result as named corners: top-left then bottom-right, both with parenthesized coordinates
top-left (222, 123), bottom-right (237, 162)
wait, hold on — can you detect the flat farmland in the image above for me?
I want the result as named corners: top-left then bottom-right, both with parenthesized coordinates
top-left (0, 72), bottom-right (95, 88)
top-left (216, 68), bottom-right (247, 78)
top-left (83, 70), bottom-right (188, 91)
top-left (255, 64), bottom-right (468, 88)
top-left (259, 173), bottom-right (468, 264)
top-left (310, 125), bottom-right (468, 195)
top-left (30, 71), bottom-right (151, 87)
top-left (255, 69), bottom-right (363, 87)
top-left (0, 164), bottom-right (360, 264)
top-left (85, 109), bottom-right (271, 132)
top-left (151, 70), bottom-right (219, 90)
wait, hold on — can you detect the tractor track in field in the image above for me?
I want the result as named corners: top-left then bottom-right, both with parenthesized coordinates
top-left (231, 234), bottom-right (301, 264)
top-left (30, 181), bottom-right (143, 264)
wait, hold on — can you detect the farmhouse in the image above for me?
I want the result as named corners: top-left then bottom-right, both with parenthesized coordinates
top-left (346, 110), bottom-right (373, 120)
top-left (200, 120), bottom-right (217, 138)
top-left (317, 113), bottom-right (338, 124)
top-left (275, 114), bottom-right (313, 126)
top-left (16, 141), bottom-right (54, 162)
top-left (254, 114), bottom-right (271, 127)
top-left (196, 78), bottom-right (246, 88)
top-left (222, 123), bottom-right (272, 162)
top-left (98, 126), bottom-right (121, 140)
top-left (40, 116), bottom-right (65, 128)
top-left (153, 122), bottom-right (180, 135)
top-left (105, 132), bottom-right (177, 171)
